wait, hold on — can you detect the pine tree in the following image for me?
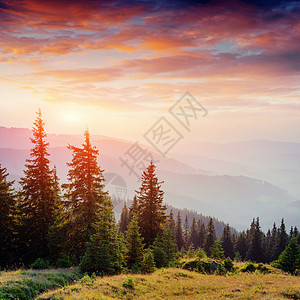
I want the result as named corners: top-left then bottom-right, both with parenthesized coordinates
top-left (129, 195), bottom-right (138, 222)
top-left (125, 216), bottom-right (145, 271)
top-left (119, 201), bottom-right (129, 233)
top-left (273, 218), bottom-right (289, 260)
top-left (19, 110), bottom-right (61, 263)
top-left (221, 224), bottom-right (234, 259)
top-left (142, 249), bottom-right (156, 273)
top-left (151, 229), bottom-right (176, 268)
top-left (0, 164), bottom-right (17, 267)
top-left (210, 240), bottom-right (225, 260)
top-left (79, 204), bottom-right (123, 275)
top-left (175, 211), bottom-right (184, 250)
top-left (246, 218), bottom-right (265, 262)
top-left (235, 231), bottom-right (248, 261)
top-left (135, 161), bottom-right (166, 246)
top-left (274, 237), bottom-right (300, 274)
top-left (184, 215), bottom-right (190, 249)
top-left (203, 218), bottom-right (217, 256)
top-left (197, 220), bottom-right (206, 248)
top-left (63, 129), bottom-right (109, 258)
top-left (167, 210), bottom-right (176, 235)
top-left (190, 218), bottom-right (198, 248)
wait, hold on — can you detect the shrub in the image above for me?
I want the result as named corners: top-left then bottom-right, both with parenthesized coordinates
top-left (196, 261), bottom-right (206, 274)
top-left (30, 258), bottom-right (50, 270)
top-left (224, 257), bottom-right (234, 272)
top-left (257, 263), bottom-right (270, 274)
top-left (241, 262), bottom-right (256, 273)
top-left (122, 277), bottom-right (135, 289)
top-left (215, 263), bottom-right (226, 275)
top-left (196, 248), bottom-right (207, 259)
top-left (56, 255), bottom-right (72, 268)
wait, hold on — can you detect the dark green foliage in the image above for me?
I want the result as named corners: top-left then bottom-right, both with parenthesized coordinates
top-left (29, 258), bottom-right (51, 269)
top-left (0, 164), bottom-right (17, 268)
top-left (79, 205), bottom-right (123, 275)
top-left (272, 219), bottom-right (289, 261)
top-left (152, 229), bottom-right (177, 268)
top-left (196, 261), bottom-right (206, 274)
top-left (215, 263), bottom-right (226, 275)
top-left (141, 249), bottom-right (156, 273)
top-left (210, 240), bottom-right (225, 260)
top-left (234, 251), bottom-right (242, 262)
top-left (203, 218), bottom-right (217, 256)
top-left (129, 195), bottom-right (138, 222)
top-left (273, 237), bottom-right (300, 274)
top-left (221, 224), bottom-right (234, 259)
top-left (63, 130), bottom-right (109, 258)
top-left (19, 110), bottom-right (61, 264)
top-left (224, 257), bottom-right (234, 271)
top-left (183, 215), bottom-right (190, 249)
top-left (119, 201), bottom-right (129, 233)
top-left (56, 255), bottom-right (72, 268)
top-left (190, 218), bottom-right (198, 248)
top-left (135, 161), bottom-right (167, 246)
top-left (235, 231), bottom-right (248, 261)
top-left (257, 263), bottom-right (270, 274)
top-left (124, 216), bottom-right (145, 271)
top-left (167, 210), bottom-right (176, 234)
top-left (246, 218), bottom-right (265, 262)
top-left (240, 262), bottom-right (256, 273)
top-left (122, 277), bottom-right (135, 289)
top-left (197, 220), bottom-right (206, 248)
top-left (175, 211), bottom-right (184, 250)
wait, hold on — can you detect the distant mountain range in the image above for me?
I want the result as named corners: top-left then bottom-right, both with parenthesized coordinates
top-left (0, 126), bottom-right (299, 231)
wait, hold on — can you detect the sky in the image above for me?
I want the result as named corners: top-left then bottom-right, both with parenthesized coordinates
top-left (0, 0), bottom-right (299, 143)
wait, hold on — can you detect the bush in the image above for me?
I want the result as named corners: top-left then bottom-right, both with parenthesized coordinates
top-left (30, 258), bottom-right (50, 270)
top-left (257, 263), bottom-right (270, 274)
top-left (196, 261), bottom-right (206, 274)
top-left (196, 248), bottom-right (207, 259)
top-left (224, 257), bottom-right (234, 272)
top-left (241, 262), bottom-right (256, 273)
top-left (56, 255), bottom-right (72, 268)
top-left (122, 277), bottom-right (135, 289)
top-left (215, 263), bottom-right (226, 275)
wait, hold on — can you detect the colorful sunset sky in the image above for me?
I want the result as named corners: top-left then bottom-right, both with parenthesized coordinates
top-left (0, 0), bottom-right (299, 143)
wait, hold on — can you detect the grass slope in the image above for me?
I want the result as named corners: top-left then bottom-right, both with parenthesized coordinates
top-left (0, 268), bottom-right (79, 300)
top-left (38, 268), bottom-right (300, 300)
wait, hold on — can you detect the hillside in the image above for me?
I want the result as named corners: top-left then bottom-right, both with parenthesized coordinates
top-left (37, 268), bottom-right (300, 300)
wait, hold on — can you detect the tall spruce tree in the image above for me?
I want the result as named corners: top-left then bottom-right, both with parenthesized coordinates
top-left (135, 161), bottom-right (166, 246)
top-left (129, 195), bottom-right (138, 223)
top-left (246, 218), bottom-right (265, 262)
top-left (273, 218), bottom-right (289, 260)
top-left (19, 110), bottom-right (60, 263)
top-left (119, 201), bottom-right (129, 233)
top-left (277, 236), bottom-right (300, 274)
top-left (167, 210), bottom-right (176, 235)
top-left (197, 220), bottom-right (206, 248)
top-left (175, 211), bottom-right (184, 250)
top-left (184, 215), bottom-right (190, 249)
top-left (190, 218), bottom-right (198, 248)
top-left (221, 224), bottom-right (234, 259)
top-left (235, 231), bottom-right (248, 261)
top-left (79, 203), bottom-right (123, 275)
top-left (125, 216), bottom-right (145, 271)
top-left (63, 129), bottom-right (109, 258)
top-left (203, 218), bottom-right (217, 256)
top-left (0, 164), bottom-right (17, 267)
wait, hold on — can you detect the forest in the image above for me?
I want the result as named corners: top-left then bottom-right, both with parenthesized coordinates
top-left (0, 111), bottom-right (299, 297)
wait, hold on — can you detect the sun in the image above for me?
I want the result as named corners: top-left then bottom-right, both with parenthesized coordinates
top-left (62, 110), bottom-right (82, 122)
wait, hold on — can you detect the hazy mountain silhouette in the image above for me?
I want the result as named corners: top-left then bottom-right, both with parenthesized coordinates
top-left (0, 126), bottom-right (299, 230)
